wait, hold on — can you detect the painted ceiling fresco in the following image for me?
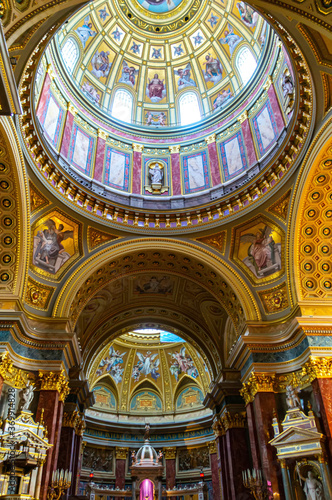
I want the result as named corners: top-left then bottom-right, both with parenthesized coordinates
top-left (51, 0), bottom-right (268, 126)
top-left (87, 331), bottom-right (211, 418)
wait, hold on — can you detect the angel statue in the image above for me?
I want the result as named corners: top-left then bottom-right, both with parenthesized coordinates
top-left (240, 225), bottom-right (280, 278)
top-left (297, 466), bottom-right (325, 500)
top-left (144, 423), bottom-right (150, 441)
top-left (119, 61), bottom-right (139, 87)
top-left (149, 163), bottom-right (163, 185)
top-left (286, 384), bottom-right (302, 410)
top-left (19, 381), bottom-right (34, 411)
top-left (33, 219), bottom-right (74, 274)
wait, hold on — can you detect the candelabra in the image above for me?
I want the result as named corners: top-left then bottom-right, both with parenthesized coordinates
top-left (47, 469), bottom-right (72, 500)
top-left (242, 469), bottom-right (269, 500)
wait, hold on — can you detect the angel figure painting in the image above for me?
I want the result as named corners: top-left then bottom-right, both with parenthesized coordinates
top-left (236, 222), bottom-right (282, 279)
top-left (169, 347), bottom-right (199, 382)
top-left (33, 215), bottom-right (76, 275)
top-left (96, 346), bottom-right (126, 384)
top-left (75, 17), bottom-right (96, 49)
top-left (202, 53), bottom-right (223, 86)
top-left (236, 2), bottom-right (259, 29)
top-left (91, 49), bottom-right (112, 79)
top-left (132, 352), bottom-right (160, 382)
top-left (174, 64), bottom-right (196, 91)
top-left (119, 61), bottom-right (139, 88)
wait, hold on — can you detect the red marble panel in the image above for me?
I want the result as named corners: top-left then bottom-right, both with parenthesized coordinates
top-left (221, 434), bottom-right (230, 499)
top-left (132, 151), bottom-right (142, 194)
top-left (268, 85), bottom-right (285, 133)
top-left (241, 119), bottom-right (257, 167)
top-left (210, 452), bottom-right (221, 499)
top-left (312, 378), bottom-right (332, 456)
top-left (36, 390), bottom-right (61, 500)
top-left (75, 435), bottom-right (83, 495)
top-left (36, 73), bottom-right (51, 122)
top-left (246, 401), bottom-right (261, 469)
top-left (225, 428), bottom-right (251, 500)
top-left (208, 142), bottom-right (221, 186)
top-left (70, 434), bottom-right (82, 496)
top-left (60, 112), bottom-right (74, 159)
top-left (165, 458), bottom-right (176, 500)
top-left (57, 426), bottom-right (76, 499)
top-left (171, 153), bottom-right (181, 195)
top-left (94, 137), bottom-right (106, 182)
top-left (115, 458), bottom-right (126, 489)
top-left (215, 436), bottom-right (227, 500)
top-left (253, 392), bottom-right (284, 497)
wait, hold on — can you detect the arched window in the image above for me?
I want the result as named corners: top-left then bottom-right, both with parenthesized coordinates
top-left (236, 46), bottom-right (257, 85)
top-left (179, 92), bottom-right (201, 126)
top-left (61, 38), bottom-right (79, 73)
top-left (111, 89), bottom-right (133, 123)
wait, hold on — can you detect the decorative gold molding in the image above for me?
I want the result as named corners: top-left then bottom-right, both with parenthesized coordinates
top-left (213, 411), bottom-right (247, 435)
top-left (267, 190), bottom-right (291, 222)
top-left (25, 277), bottom-right (54, 310)
top-left (29, 182), bottom-right (49, 214)
top-left (115, 447), bottom-right (129, 460)
top-left (258, 282), bottom-right (289, 315)
top-left (195, 231), bottom-right (226, 255)
top-left (263, 75), bottom-right (273, 91)
top-left (302, 356), bottom-right (332, 381)
top-left (0, 352), bottom-right (32, 388)
top-left (67, 102), bottom-right (77, 115)
top-left (238, 110), bottom-right (248, 124)
top-left (63, 410), bottom-right (86, 435)
top-left (87, 227), bottom-right (120, 251)
top-left (240, 373), bottom-right (276, 405)
top-left (97, 129), bottom-right (108, 140)
top-left (163, 447), bottom-right (176, 459)
top-left (132, 143), bottom-right (144, 153)
top-left (38, 369), bottom-right (69, 402)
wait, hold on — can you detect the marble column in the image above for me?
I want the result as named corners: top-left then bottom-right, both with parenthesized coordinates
top-left (163, 447), bottom-right (176, 499)
top-left (205, 135), bottom-right (221, 186)
top-left (238, 111), bottom-right (257, 167)
top-left (115, 447), bottom-right (128, 490)
top-left (132, 144), bottom-right (143, 194)
top-left (208, 441), bottom-right (221, 499)
top-left (94, 130), bottom-right (107, 183)
top-left (212, 422), bottom-right (228, 499)
top-left (245, 401), bottom-right (261, 470)
top-left (60, 103), bottom-right (76, 159)
top-left (169, 145), bottom-right (181, 196)
top-left (280, 459), bottom-right (294, 500)
top-left (36, 371), bottom-right (69, 500)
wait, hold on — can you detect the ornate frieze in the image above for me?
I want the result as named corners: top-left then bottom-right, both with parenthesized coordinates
top-left (195, 231), bottom-right (226, 255)
top-left (258, 282), bottom-right (289, 314)
top-left (0, 352), bottom-right (32, 388)
top-left (267, 189), bottom-right (291, 222)
top-left (87, 227), bottom-right (120, 251)
top-left (25, 277), bottom-right (54, 310)
top-left (38, 369), bottom-right (69, 402)
top-left (178, 446), bottom-right (209, 471)
top-left (83, 445), bottom-right (113, 472)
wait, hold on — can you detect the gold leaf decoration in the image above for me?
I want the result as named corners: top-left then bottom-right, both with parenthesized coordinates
top-left (38, 370), bottom-right (69, 402)
top-left (258, 282), bottom-right (289, 314)
top-left (29, 182), bottom-right (49, 214)
top-left (25, 277), bottom-right (54, 310)
top-left (87, 227), bottom-right (120, 251)
top-left (267, 189), bottom-right (291, 222)
top-left (196, 231), bottom-right (226, 255)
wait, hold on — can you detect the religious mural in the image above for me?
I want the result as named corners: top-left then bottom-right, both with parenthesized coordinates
top-left (134, 275), bottom-right (173, 294)
top-left (212, 86), bottom-right (234, 111)
top-left (235, 2), bottom-right (259, 29)
top-left (118, 60), bottom-right (139, 88)
top-left (75, 16), bottom-right (96, 48)
top-left (132, 352), bottom-right (160, 382)
top-left (219, 24), bottom-right (243, 56)
top-left (232, 218), bottom-right (283, 282)
top-left (178, 447), bottom-right (210, 471)
top-left (176, 386), bottom-right (204, 410)
top-left (169, 347), bottom-right (199, 381)
top-left (130, 391), bottom-right (162, 411)
top-left (90, 47), bottom-right (114, 79)
top-left (82, 446), bottom-right (113, 472)
top-left (137, 0), bottom-right (183, 13)
top-left (96, 346), bottom-right (126, 384)
top-left (199, 50), bottom-right (223, 87)
top-left (174, 64), bottom-right (196, 91)
top-left (93, 386), bottom-right (116, 410)
top-left (145, 110), bottom-right (167, 127)
top-left (32, 213), bottom-right (79, 277)
top-left (145, 70), bottom-right (167, 103)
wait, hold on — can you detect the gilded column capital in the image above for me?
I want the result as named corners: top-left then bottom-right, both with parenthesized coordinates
top-left (97, 129), bottom-right (108, 140)
top-left (205, 134), bottom-right (216, 145)
top-left (169, 144), bottom-right (180, 154)
top-left (238, 110), bottom-right (248, 123)
top-left (163, 447), bottom-right (176, 459)
top-left (207, 440), bottom-right (217, 454)
top-left (302, 356), bottom-right (332, 381)
top-left (38, 369), bottom-right (69, 402)
top-left (212, 417), bottom-right (225, 437)
top-left (115, 447), bottom-right (129, 460)
top-left (240, 373), bottom-right (276, 405)
top-left (132, 143), bottom-right (144, 153)
top-left (0, 352), bottom-right (32, 388)
top-left (67, 102), bottom-right (77, 115)
top-left (62, 410), bottom-right (85, 434)
top-left (220, 411), bottom-right (247, 431)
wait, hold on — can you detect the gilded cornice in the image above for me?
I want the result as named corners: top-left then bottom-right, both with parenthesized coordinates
top-left (212, 411), bottom-right (247, 436)
top-left (38, 369), bottom-right (69, 402)
top-left (0, 352), bottom-right (32, 388)
top-left (62, 410), bottom-right (86, 435)
top-left (115, 446), bottom-right (128, 460)
top-left (87, 227), bottom-right (121, 251)
top-left (163, 447), bottom-right (176, 459)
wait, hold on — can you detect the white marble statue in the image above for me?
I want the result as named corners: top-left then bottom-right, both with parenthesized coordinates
top-left (285, 384), bottom-right (301, 410)
top-left (303, 471), bottom-right (325, 500)
top-left (19, 381), bottom-right (34, 411)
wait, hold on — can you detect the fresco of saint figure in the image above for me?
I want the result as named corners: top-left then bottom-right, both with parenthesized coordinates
top-left (146, 73), bottom-right (166, 102)
top-left (33, 218), bottom-right (74, 274)
top-left (239, 225), bottom-right (281, 278)
top-left (219, 24), bottom-right (243, 56)
top-left (96, 346), bottom-right (126, 384)
top-left (169, 347), bottom-right (199, 381)
top-left (82, 81), bottom-right (101, 105)
top-left (132, 352), bottom-right (160, 382)
top-left (119, 61), bottom-right (139, 87)
top-left (91, 50), bottom-right (111, 79)
top-left (236, 2), bottom-right (259, 29)
top-left (213, 88), bottom-right (233, 110)
top-left (75, 17), bottom-right (96, 48)
top-left (137, 0), bottom-right (182, 13)
top-left (174, 64), bottom-right (196, 91)
top-left (202, 53), bottom-right (223, 85)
